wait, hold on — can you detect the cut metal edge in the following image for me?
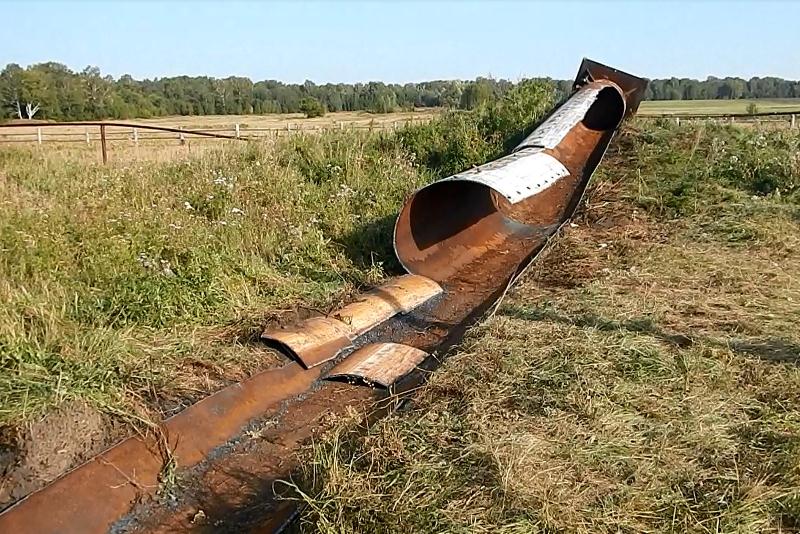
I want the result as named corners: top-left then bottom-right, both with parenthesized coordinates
top-left (325, 342), bottom-right (429, 388)
top-left (262, 316), bottom-right (354, 369)
top-left (262, 275), bottom-right (442, 368)
top-left (442, 147), bottom-right (570, 205)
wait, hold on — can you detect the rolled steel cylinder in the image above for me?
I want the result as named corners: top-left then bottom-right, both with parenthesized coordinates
top-left (394, 60), bottom-right (646, 283)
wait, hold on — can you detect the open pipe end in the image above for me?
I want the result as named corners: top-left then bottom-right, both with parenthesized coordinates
top-left (393, 180), bottom-right (521, 282)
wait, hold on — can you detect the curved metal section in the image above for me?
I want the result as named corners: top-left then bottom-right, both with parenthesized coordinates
top-left (325, 343), bottom-right (429, 388)
top-left (262, 274), bottom-right (442, 368)
top-left (393, 68), bottom-right (635, 284)
top-left (262, 316), bottom-right (354, 369)
top-left (332, 274), bottom-right (442, 335)
top-left (516, 81), bottom-right (626, 151)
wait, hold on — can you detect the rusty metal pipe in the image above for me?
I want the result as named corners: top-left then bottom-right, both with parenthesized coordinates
top-left (394, 60), bottom-right (647, 283)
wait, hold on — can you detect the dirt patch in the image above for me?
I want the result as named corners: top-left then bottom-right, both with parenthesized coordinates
top-left (0, 401), bottom-right (123, 511)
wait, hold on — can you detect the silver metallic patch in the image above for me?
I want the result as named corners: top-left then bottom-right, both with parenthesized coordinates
top-left (515, 86), bottom-right (602, 150)
top-left (446, 147), bottom-right (569, 204)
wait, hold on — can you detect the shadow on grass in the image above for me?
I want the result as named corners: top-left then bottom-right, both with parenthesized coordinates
top-left (500, 304), bottom-right (694, 348)
top-left (729, 338), bottom-right (800, 363)
top-left (501, 303), bottom-right (800, 364)
top-left (335, 213), bottom-right (405, 276)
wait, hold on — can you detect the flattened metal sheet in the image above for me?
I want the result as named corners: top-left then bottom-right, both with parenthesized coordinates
top-left (444, 147), bottom-right (569, 204)
top-left (515, 86), bottom-right (602, 150)
top-left (333, 274), bottom-right (443, 334)
top-left (262, 275), bottom-right (441, 368)
top-left (262, 316), bottom-right (353, 369)
top-left (326, 343), bottom-right (428, 387)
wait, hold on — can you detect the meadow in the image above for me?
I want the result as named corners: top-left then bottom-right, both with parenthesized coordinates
top-left (2, 85), bottom-right (800, 524)
top-left (291, 120), bottom-right (800, 532)
top-left (639, 98), bottom-right (800, 115)
top-left (0, 81), bottom-right (553, 506)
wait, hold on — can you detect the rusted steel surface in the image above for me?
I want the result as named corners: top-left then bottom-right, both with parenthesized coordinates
top-left (262, 274), bottom-right (442, 368)
top-left (0, 59), bottom-right (646, 534)
top-left (332, 274), bottom-right (442, 335)
top-left (0, 362), bottom-right (322, 534)
top-left (262, 316), bottom-right (353, 369)
top-left (574, 58), bottom-right (648, 118)
top-left (326, 343), bottom-right (429, 387)
top-left (394, 61), bottom-right (643, 283)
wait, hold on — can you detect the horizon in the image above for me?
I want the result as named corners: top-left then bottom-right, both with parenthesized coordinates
top-left (4, 59), bottom-right (800, 85)
top-left (1, 1), bottom-right (799, 84)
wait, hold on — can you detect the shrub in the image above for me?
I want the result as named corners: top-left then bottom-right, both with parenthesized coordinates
top-left (299, 97), bottom-right (326, 118)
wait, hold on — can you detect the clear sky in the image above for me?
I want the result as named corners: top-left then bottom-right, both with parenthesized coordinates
top-left (2, 1), bottom-right (799, 83)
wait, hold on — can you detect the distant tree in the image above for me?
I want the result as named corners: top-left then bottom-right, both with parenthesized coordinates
top-left (0, 61), bottom-right (798, 121)
top-left (746, 102), bottom-right (759, 115)
top-left (460, 79), bottom-right (493, 110)
top-left (299, 97), bottom-right (325, 118)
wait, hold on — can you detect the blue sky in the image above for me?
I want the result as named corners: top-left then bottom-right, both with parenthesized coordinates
top-left (2, 1), bottom-right (799, 83)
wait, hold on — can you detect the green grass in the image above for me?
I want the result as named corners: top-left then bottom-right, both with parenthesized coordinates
top-left (0, 134), bottom-right (427, 427)
top-left (290, 121), bottom-right (800, 533)
top-left (639, 98), bottom-right (800, 116)
top-left (0, 80), bottom-right (556, 432)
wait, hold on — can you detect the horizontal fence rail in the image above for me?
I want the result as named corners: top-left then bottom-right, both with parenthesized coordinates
top-left (0, 117), bottom-right (430, 163)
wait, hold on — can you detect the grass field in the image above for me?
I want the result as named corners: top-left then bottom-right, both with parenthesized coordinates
top-left (0, 109), bottom-right (438, 144)
top-left (639, 98), bottom-right (800, 115)
top-left (291, 122), bottom-right (800, 532)
top-left (0, 81), bottom-right (555, 506)
top-left (2, 82), bottom-right (800, 520)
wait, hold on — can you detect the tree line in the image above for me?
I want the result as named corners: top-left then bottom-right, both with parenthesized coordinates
top-left (1, 62), bottom-right (799, 122)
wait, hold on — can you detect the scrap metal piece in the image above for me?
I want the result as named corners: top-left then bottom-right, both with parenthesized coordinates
top-left (441, 148), bottom-right (569, 204)
top-left (333, 274), bottom-right (443, 335)
top-left (574, 58), bottom-right (649, 117)
top-left (515, 81), bottom-right (623, 151)
top-left (262, 316), bottom-right (353, 369)
top-left (263, 275), bottom-right (442, 368)
top-left (326, 343), bottom-right (429, 387)
top-left (394, 59), bottom-right (646, 283)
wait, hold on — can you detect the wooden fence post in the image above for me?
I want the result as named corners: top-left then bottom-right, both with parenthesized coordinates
top-left (85, 128), bottom-right (90, 145)
top-left (235, 123), bottom-right (240, 138)
top-left (100, 124), bottom-right (108, 164)
top-left (133, 128), bottom-right (139, 146)
top-left (792, 114), bottom-right (796, 129)
top-left (179, 127), bottom-right (185, 145)
top-left (37, 127), bottom-right (42, 145)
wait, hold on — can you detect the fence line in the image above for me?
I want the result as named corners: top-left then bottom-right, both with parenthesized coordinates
top-left (0, 118), bottom-right (429, 163)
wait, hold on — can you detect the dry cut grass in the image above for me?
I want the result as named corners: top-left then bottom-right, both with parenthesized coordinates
top-left (290, 123), bottom-right (800, 533)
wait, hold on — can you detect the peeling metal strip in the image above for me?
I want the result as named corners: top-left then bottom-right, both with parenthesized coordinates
top-left (444, 147), bottom-right (570, 204)
top-left (515, 86), bottom-right (602, 150)
top-left (333, 274), bottom-right (443, 334)
top-left (325, 343), bottom-right (429, 387)
top-left (262, 316), bottom-right (353, 369)
top-left (262, 275), bottom-right (442, 368)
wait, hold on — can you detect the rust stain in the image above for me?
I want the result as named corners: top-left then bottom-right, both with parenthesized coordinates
top-left (262, 316), bottom-right (353, 369)
top-left (326, 343), bottom-right (429, 387)
top-left (262, 275), bottom-right (442, 368)
top-left (0, 363), bottom-right (322, 534)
